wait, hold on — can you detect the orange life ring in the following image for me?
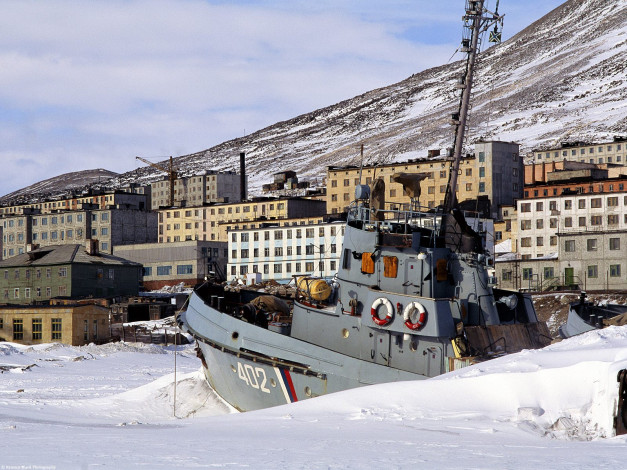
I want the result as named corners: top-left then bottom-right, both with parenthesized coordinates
top-left (403, 301), bottom-right (427, 330)
top-left (371, 297), bottom-right (394, 326)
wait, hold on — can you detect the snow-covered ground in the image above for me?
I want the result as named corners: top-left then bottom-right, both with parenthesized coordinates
top-left (1, 327), bottom-right (627, 469)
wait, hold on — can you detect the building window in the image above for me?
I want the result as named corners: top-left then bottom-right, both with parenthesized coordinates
top-left (544, 267), bottom-right (554, 279)
top-left (610, 238), bottom-right (620, 250)
top-left (305, 262), bottom-right (314, 272)
top-left (587, 239), bottom-right (597, 251)
top-left (58, 267), bottom-right (68, 277)
top-left (157, 266), bottom-right (172, 276)
top-left (274, 247), bottom-right (283, 256)
top-left (536, 219), bottom-right (544, 229)
top-left (520, 220), bottom-right (531, 230)
top-left (478, 182), bottom-right (485, 192)
top-left (520, 203), bottom-right (531, 213)
top-left (13, 319), bottom-right (23, 341)
top-left (564, 200), bottom-right (572, 210)
top-left (591, 198), bottom-right (602, 208)
top-left (564, 240), bottom-right (575, 252)
top-left (522, 268), bottom-right (533, 280)
top-left (578, 199), bottom-right (586, 209)
top-left (273, 264), bottom-right (282, 274)
top-left (587, 265), bottom-right (598, 278)
top-left (13, 288), bottom-right (19, 299)
top-left (536, 237), bottom-right (544, 247)
top-left (564, 217), bottom-right (572, 227)
top-left (608, 197), bottom-right (618, 207)
top-left (478, 152), bottom-right (485, 162)
top-left (610, 264), bottom-right (621, 277)
top-left (51, 318), bottom-right (62, 340)
top-left (579, 217), bottom-right (587, 227)
top-left (32, 318), bottom-right (42, 340)
top-left (177, 265), bottom-right (193, 275)
top-left (520, 237), bottom-right (531, 247)
top-left (590, 215), bottom-right (602, 226)
top-left (143, 267), bottom-right (152, 276)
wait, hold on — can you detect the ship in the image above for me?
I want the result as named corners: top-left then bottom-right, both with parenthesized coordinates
top-left (177, 0), bottom-right (552, 412)
top-left (559, 292), bottom-right (627, 339)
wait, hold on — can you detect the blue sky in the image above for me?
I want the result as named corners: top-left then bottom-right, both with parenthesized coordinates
top-left (0, 0), bottom-right (565, 196)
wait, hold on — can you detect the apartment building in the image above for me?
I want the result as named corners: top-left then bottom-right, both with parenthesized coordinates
top-left (0, 303), bottom-right (111, 346)
top-left (227, 221), bottom-right (345, 282)
top-left (497, 189), bottom-right (627, 292)
top-left (157, 197), bottom-right (327, 244)
top-left (150, 171), bottom-right (245, 210)
top-left (114, 240), bottom-right (228, 290)
top-left (494, 205), bottom-right (517, 248)
top-left (531, 137), bottom-right (627, 165)
top-left (0, 189), bottom-right (150, 217)
top-left (1, 208), bottom-right (157, 259)
top-left (0, 243), bottom-right (142, 305)
top-left (326, 141), bottom-right (522, 219)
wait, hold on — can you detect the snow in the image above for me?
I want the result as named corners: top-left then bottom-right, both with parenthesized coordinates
top-left (1, 325), bottom-right (626, 469)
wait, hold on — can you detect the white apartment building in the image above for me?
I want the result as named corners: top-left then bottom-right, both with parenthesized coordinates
top-left (512, 191), bottom-right (627, 291)
top-left (517, 191), bottom-right (627, 259)
top-left (227, 221), bottom-right (345, 282)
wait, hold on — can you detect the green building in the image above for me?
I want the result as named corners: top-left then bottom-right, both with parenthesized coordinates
top-left (0, 243), bottom-right (142, 305)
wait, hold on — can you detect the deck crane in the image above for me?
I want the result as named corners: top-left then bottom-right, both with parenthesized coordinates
top-left (135, 156), bottom-right (178, 207)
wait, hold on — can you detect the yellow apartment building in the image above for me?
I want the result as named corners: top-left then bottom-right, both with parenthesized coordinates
top-left (0, 303), bottom-right (111, 346)
top-left (326, 141), bottom-right (522, 220)
top-left (158, 197), bottom-right (327, 243)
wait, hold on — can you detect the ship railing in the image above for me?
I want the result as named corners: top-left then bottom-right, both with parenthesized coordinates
top-left (347, 200), bottom-right (444, 234)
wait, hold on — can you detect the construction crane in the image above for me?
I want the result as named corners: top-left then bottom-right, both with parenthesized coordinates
top-left (135, 156), bottom-right (178, 207)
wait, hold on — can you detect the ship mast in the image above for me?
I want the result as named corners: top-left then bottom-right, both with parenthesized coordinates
top-left (442, 0), bottom-right (503, 214)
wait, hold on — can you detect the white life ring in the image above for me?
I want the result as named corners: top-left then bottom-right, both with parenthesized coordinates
top-left (403, 301), bottom-right (427, 330)
top-left (371, 297), bottom-right (394, 326)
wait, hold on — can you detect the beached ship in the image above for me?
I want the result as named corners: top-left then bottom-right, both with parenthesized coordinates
top-left (559, 292), bottom-right (627, 339)
top-left (177, 0), bottom-right (551, 411)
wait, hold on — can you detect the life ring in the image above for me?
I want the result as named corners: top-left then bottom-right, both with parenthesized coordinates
top-left (403, 301), bottom-right (427, 330)
top-left (371, 297), bottom-right (394, 326)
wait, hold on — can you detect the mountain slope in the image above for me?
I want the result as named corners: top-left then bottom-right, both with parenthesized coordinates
top-left (3, 0), bottom-right (626, 204)
top-left (0, 169), bottom-right (119, 205)
top-left (119, 0), bottom-right (626, 194)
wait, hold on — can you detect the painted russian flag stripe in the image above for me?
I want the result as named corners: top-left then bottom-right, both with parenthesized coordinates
top-left (273, 366), bottom-right (298, 404)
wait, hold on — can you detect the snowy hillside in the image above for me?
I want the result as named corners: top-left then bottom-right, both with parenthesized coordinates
top-left (116, 0), bottom-right (626, 195)
top-left (0, 326), bottom-right (626, 468)
top-left (2, 0), bottom-right (626, 204)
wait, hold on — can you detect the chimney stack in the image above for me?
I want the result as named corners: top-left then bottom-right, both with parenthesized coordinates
top-left (239, 152), bottom-right (247, 201)
top-left (86, 239), bottom-right (99, 256)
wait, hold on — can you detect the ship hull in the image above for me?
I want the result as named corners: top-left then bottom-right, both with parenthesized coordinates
top-left (179, 292), bottom-right (425, 412)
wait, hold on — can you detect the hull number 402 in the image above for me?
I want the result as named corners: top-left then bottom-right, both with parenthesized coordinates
top-left (237, 362), bottom-right (270, 393)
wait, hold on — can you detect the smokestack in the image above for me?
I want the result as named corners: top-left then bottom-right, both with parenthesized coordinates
top-left (240, 152), bottom-right (247, 201)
